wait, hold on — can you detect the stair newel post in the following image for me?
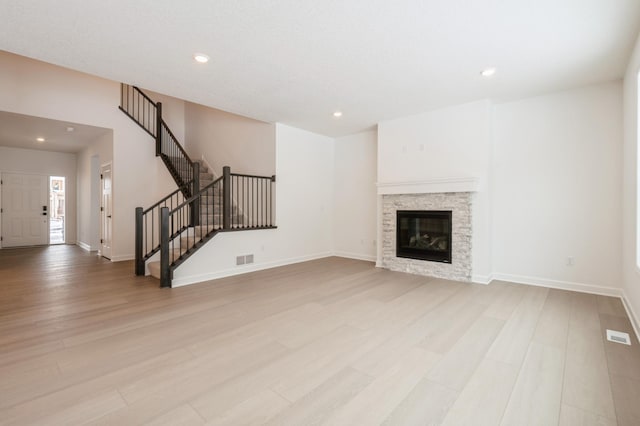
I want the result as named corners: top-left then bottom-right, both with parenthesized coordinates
top-left (223, 166), bottom-right (231, 230)
top-left (135, 207), bottom-right (144, 276)
top-left (271, 175), bottom-right (276, 227)
top-left (191, 162), bottom-right (200, 227)
top-left (155, 102), bottom-right (162, 157)
top-left (159, 207), bottom-right (171, 288)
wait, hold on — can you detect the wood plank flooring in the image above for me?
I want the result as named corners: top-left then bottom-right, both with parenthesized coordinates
top-left (1, 245), bottom-right (639, 425)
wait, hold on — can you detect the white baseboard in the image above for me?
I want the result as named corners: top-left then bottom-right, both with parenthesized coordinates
top-left (491, 273), bottom-right (622, 298)
top-left (110, 254), bottom-right (135, 262)
top-left (333, 251), bottom-right (376, 262)
top-left (621, 292), bottom-right (640, 343)
top-left (76, 241), bottom-right (99, 252)
top-left (472, 273), bottom-right (493, 285)
top-left (76, 241), bottom-right (91, 252)
top-left (171, 252), bottom-right (334, 287)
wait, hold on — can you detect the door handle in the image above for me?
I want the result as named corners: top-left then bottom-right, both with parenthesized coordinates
top-left (42, 212), bottom-right (47, 216)
top-left (107, 215), bottom-right (112, 218)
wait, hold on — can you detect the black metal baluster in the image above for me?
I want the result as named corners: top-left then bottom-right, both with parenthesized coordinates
top-left (144, 214), bottom-right (148, 254)
top-left (151, 208), bottom-right (155, 249)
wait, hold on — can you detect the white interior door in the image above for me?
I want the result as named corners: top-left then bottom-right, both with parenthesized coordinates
top-left (100, 164), bottom-right (113, 259)
top-left (1, 173), bottom-right (48, 247)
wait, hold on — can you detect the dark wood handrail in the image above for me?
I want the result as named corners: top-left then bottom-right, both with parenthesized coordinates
top-left (131, 85), bottom-right (158, 106)
top-left (143, 187), bottom-right (183, 215)
top-left (231, 172), bottom-right (276, 181)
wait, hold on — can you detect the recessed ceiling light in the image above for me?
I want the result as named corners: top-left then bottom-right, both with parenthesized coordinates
top-left (480, 68), bottom-right (496, 77)
top-left (66, 126), bottom-right (75, 132)
top-left (193, 53), bottom-right (210, 64)
top-left (36, 137), bottom-right (45, 142)
top-left (333, 111), bottom-right (343, 118)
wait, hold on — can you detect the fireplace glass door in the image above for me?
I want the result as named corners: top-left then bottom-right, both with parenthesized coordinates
top-left (396, 210), bottom-right (452, 263)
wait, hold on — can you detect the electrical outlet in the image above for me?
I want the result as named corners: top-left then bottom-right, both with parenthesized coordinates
top-left (566, 256), bottom-right (574, 266)
top-left (236, 255), bottom-right (245, 265)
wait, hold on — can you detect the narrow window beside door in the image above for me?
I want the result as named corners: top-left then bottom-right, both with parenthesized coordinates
top-left (50, 176), bottom-right (65, 244)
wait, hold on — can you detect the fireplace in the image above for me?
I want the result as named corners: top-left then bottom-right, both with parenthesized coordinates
top-left (381, 192), bottom-right (471, 281)
top-left (396, 210), bottom-right (452, 263)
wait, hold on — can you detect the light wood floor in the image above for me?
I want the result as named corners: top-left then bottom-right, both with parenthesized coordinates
top-left (1, 246), bottom-right (640, 425)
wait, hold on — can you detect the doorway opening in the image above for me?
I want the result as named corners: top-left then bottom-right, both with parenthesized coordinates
top-left (100, 163), bottom-right (112, 259)
top-left (49, 176), bottom-right (65, 244)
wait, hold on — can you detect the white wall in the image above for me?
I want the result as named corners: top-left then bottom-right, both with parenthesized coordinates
top-left (0, 51), bottom-right (184, 260)
top-left (377, 100), bottom-right (494, 281)
top-left (76, 131), bottom-right (113, 250)
top-left (333, 130), bottom-right (377, 261)
top-left (0, 146), bottom-right (77, 244)
top-left (172, 123), bottom-right (334, 286)
top-left (493, 82), bottom-right (623, 295)
top-left (623, 33), bottom-right (640, 331)
top-left (184, 102), bottom-right (275, 177)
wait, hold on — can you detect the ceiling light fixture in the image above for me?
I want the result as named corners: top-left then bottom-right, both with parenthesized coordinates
top-left (193, 53), bottom-right (210, 64)
top-left (333, 111), bottom-right (343, 118)
top-left (66, 126), bottom-right (75, 132)
top-left (36, 137), bottom-right (45, 142)
top-left (480, 68), bottom-right (496, 77)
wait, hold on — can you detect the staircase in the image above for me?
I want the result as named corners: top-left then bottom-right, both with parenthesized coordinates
top-left (120, 84), bottom-right (276, 287)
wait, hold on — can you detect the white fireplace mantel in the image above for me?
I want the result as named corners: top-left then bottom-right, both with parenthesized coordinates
top-left (376, 177), bottom-right (479, 195)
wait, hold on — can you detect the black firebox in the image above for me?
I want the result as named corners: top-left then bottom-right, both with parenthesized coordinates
top-left (396, 210), bottom-right (452, 263)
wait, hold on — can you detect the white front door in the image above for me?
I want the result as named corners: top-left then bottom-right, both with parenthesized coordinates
top-left (1, 173), bottom-right (48, 247)
top-left (100, 164), bottom-right (113, 260)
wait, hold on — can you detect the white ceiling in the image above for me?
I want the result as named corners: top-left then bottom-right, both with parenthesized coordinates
top-left (0, 111), bottom-right (111, 153)
top-left (0, 0), bottom-right (639, 137)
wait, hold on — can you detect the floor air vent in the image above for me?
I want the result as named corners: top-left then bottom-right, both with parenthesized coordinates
top-left (606, 329), bottom-right (631, 346)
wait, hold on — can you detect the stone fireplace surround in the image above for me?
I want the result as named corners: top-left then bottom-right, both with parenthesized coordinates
top-left (378, 178), bottom-right (477, 282)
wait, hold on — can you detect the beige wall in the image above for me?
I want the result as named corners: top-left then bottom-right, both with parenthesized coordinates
top-left (184, 102), bottom-right (275, 177)
top-left (76, 131), bottom-right (113, 250)
top-left (0, 51), bottom-right (185, 260)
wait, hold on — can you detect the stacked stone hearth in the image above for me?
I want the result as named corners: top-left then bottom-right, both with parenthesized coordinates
top-left (381, 192), bottom-right (472, 282)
